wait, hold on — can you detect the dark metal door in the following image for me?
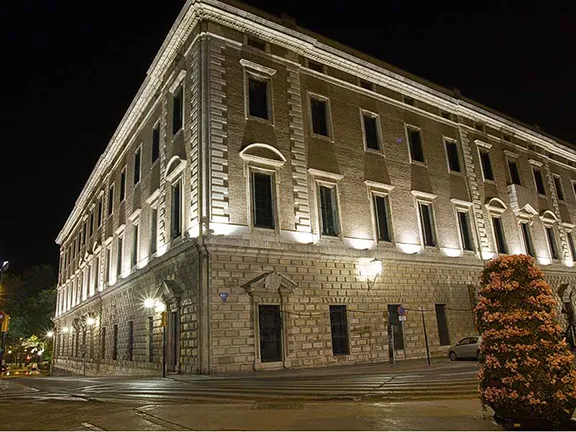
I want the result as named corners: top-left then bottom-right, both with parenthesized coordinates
top-left (258, 305), bottom-right (282, 362)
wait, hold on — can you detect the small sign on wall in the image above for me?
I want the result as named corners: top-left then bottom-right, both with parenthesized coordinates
top-left (219, 292), bottom-right (229, 303)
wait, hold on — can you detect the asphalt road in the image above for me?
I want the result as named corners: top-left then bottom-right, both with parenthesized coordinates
top-left (0, 363), bottom-right (495, 430)
top-left (5, 364), bottom-right (480, 404)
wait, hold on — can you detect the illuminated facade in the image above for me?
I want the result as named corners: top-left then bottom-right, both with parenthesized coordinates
top-left (53, 0), bottom-right (576, 375)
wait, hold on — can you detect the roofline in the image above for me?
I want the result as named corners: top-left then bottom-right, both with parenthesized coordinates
top-left (56, 0), bottom-right (575, 245)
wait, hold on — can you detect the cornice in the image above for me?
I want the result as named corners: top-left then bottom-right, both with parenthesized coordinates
top-left (56, 0), bottom-right (576, 245)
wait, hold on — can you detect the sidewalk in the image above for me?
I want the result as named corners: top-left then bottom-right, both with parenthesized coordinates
top-left (171, 358), bottom-right (479, 381)
top-left (134, 399), bottom-right (499, 431)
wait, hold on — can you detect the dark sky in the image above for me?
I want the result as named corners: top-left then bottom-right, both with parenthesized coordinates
top-left (1, 0), bottom-right (574, 271)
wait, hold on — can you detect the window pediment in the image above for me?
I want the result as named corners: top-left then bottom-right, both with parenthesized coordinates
top-left (241, 271), bottom-right (297, 296)
top-left (240, 143), bottom-right (286, 168)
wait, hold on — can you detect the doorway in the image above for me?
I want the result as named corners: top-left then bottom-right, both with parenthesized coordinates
top-left (258, 305), bottom-right (282, 362)
top-left (167, 310), bottom-right (180, 372)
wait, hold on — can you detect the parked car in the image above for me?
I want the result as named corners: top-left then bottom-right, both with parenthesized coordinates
top-left (448, 336), bottom-right (482, 361)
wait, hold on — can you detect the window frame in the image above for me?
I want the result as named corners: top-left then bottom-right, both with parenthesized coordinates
top-left (134, 145), bottom-right (142, 186)
top-left (172, 83), bottom-right (184, 136)
top-left (544, 224), bottom-right (560, 261)
top-left (108, 184), bottom-right (114, 217)
top-left (329, 305), bottom-right (350, 356)
top-left (149, 205), bottom-right (158, 257)
top-left (491, 215), bottom-right (508, 255)
top-left (170, 178), bottom-right (183, 240)
top-left (151, 121), bottom-right (160, 165)
top-left (455, 207), bottom-right (475, 253)
top-left (245, 34), bottom-right (269, 52)
top-left (553, 175), bottom-right (565, 201)
top-left (444, 137), bottom-right (462, 174)
top-left (567, 230), bottom-right (576, 262)
top-left (307, 92), bottom-right (332, 140)
top-left (360, 109), bottom-right (383, 153)
top-left (316, 181), bottom-right (342, 239)
top-left (506, 156), bottom-right (522, 186)
top-left (370, 190), bottom-right (394, 244)
top-left (131, 221), bottom-right (140, 269)
top-left (248, 167), bottom-right (278, 232)
top-left (532, 167), bottom-right (546, 196)
top-left (435, 304), bottom-right (450, 346)
top-left (405, 124), bottom-right (426, 165)
top-left (120, 167), bottom-right (127, 203)
top-left (116, 233), bottom-right (124, 278)
top-left (518, 220), bottom-right (536, 257)
top-left (416, 199), bottom-right (438, 248)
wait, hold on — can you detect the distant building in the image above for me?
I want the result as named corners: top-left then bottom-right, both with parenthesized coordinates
top-left (53, 0), bottom-right (576, 375)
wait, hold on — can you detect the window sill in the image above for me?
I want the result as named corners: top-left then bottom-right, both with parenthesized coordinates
top-left (173, 129), bottom-right (183, 140)
top-left (448, 170), bottom-right (465, 177)
top-left (410, 160), bottom-right (427, 167)
top-left (483, 179), bottom-right (496, 185)
top-left (310, 132), bottom-right (333, 143)
top-left (364, 148), bottom-right (384, 156)
top-left (246, 115), bottom-right (274, 126)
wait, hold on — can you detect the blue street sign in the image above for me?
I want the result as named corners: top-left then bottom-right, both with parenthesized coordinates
top-left (219, 292), bottom-right (229, 303)
top-left (398, 305), bottom-right (406, 316)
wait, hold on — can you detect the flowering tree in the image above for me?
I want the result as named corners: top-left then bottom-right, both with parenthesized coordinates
top-left (475, 254), bottom-right (576, 423)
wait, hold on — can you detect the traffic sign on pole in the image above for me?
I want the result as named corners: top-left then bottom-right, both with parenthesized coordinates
top-left (398, 305), bottom-right (406, 316)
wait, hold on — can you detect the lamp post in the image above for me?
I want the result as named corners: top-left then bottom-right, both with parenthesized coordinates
top-left (0, 261), bottom-right (10, 370)
top-left (144, 298), bottom-right (167, 378)
top-left (81, 317), bottom-right (96, 377)
top-left (45, 331), bottom-right (54, 374)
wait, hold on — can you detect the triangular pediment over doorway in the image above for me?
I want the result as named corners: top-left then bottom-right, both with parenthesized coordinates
top-left (241, 271), bottom-right (297, 296)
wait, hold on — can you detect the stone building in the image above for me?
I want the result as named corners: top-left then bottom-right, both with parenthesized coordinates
top-left (53, 0), bottom-right (576, 376)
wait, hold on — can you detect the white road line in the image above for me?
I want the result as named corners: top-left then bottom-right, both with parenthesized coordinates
top-left (80, 422), bottom-right (105, 431)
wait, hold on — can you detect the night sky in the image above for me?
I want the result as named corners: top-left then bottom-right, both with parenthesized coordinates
top-left (1, 0), bottom-right (574, 272)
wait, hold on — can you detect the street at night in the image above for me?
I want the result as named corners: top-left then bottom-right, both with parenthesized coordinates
top-left (0, 361), bottom-right (502, 430)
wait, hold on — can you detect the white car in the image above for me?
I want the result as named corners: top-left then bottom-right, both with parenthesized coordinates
top-left (448, 336), bottom-right (482, 361)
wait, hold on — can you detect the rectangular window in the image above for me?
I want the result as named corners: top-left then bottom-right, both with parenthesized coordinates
top-left (151, 123), bottom-right (160, 164)
top-left (307, 59), bottom-right (324, 73)
top-left (435, 304), bottom-right (450, 346)
top-left (403, 95), bottom-right (415, 106)
top-left (418, 202), bottom-right (436, 247)
top-left (94, 257), bottom-right (100, 291)
top-left (554, 176), bottom-right (565, 201)
top-left (407, 127), bottom-right (425, 163)
top-left (373, 195), bottom-right (392, 242)
top-left (105, 247), bottom-right (111, 283)
top-left (387, 304), bottom-right (405, 350)
top-left (131, 224), bottom-right (139, 267)
top-left (247, 36), bottom-right (266, 51)
top-left (252, 172), bottom-right (275, 229)
top-left (172, 85), bottom-right (183, 134)
top-left (82, 222), bottom-right (87, 246)
top-left (546, 226), bottom-right (559, 260)
top-left (457, 210), bottom-right (474, 252)
top-left (475, 122), bottom-right (485, 132)
top-left (329, 305), bottom-right (349, 356)
top-left (445, 140), bottom-right (461, 172)
top-left (248, 77), bottom-right (269, 120)
top-left (150, 208), bottom-right (158, 255)
top-left (108, 184), bottom-right (114, 216)
top-left (573, 181), bottom-right (576, 200)
top-left (171, 182), bottom-right (182, 239)
top-left (310, 98), bottom-right (329, 136)
top-left (134, 147), bottom-right (141, 185)
top-left (492, 217), bottom-right (508, 254)
top-left (508, 160), bottom-right (521, 185)
top-left (441, 110), bottom-right (452, 120)
top-left (148, 317), bottom-right (154, 363)
top-left (520, 222), bottom-right (535, 257)
top-left (120, 168), bottom-right (126, 202)
top-left (533, 168), bottom-right (546, 195)
top-left (89, 211), bottom-right (94, 237)
top-left (112, 324), bottom-right (118, 360)
top-left (319, 185), bottom-right (340, 237)
top-left (363, 114), bottom-right (380, 151)
top-left (359, 80), bottom-right (374, 91)
top-left (127, 321), bottom-right (134, 361)
top-left (97, 199), bottom-right (103, 227)
top-left (116, 236), bottom-right (123, 277)
top-left (480, 150), bottom-right (494, 181)
top-left (568, 232), bottom-right (576, 261)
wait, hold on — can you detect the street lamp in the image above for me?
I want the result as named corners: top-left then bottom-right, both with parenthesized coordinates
top-left (46, 331), bottom-right (54, 338)
top-left (80, 317), bottom-right (96, 377)
top-left (144, 298), bottom-right (167, 378)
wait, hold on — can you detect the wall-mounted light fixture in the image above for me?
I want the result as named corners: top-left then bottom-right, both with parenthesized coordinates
top-left (361, 258), bottom-right (382, 290)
